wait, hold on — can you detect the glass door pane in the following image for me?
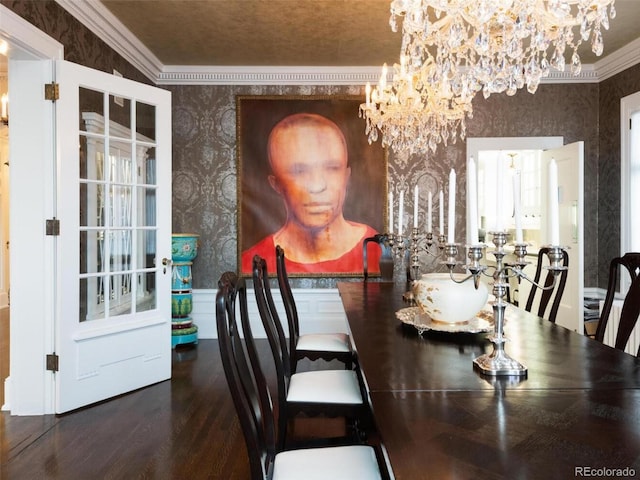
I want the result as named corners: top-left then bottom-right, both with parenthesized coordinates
top-left (78, 89), bottom-right (158, 322)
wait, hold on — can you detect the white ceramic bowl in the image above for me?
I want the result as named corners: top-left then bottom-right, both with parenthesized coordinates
top-left (412, 273), bottom-right (489, 323)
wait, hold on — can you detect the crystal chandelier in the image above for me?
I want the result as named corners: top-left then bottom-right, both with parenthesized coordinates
top-left (359, 58), bottom-right (475, 154)
top-left (389, 0), bottom-right (617, 98)
top-left (360, 0), bottom-right (617, 154)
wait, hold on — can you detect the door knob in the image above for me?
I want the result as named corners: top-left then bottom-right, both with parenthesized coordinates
top-left (162, 257), bottom-right (172, 274)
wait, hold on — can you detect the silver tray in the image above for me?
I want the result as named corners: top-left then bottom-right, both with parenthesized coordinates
top-left (396, 306), bottom-right (494, 334)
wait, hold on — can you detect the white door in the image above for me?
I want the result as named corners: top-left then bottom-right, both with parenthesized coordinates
top-left (539, 142), bottom-right (584, 333)
top-left (55, 60), bottom-right (172, 413)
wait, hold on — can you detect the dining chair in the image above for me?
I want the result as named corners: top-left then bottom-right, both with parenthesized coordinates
top-left (523, 246), bottom-right (569, 323)
top-left (253, 255), bottom-right (371, 451)
top-left (594, 252), bottom-right (640, 356)
top-left (276, 245), bottom-right (353, 373)
top-left (363, 234), bottom-right (394, 281)
top-left (363, 234), bottom-right (413, 282)
top-left (215, 272), bottom-right (385, 480)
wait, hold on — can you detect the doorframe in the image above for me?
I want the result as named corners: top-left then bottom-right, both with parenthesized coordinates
top-left (1, 5), bottom-right (63, 414)
top-left (620, 91), bottom-right (640, 294)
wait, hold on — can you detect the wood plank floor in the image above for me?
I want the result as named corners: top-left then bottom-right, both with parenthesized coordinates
top-left (0, 340), bottom-right (348, 479)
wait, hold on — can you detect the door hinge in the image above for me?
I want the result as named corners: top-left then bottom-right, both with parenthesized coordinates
top-left (46, 218), bottom-right (60, 236)
top-left (44, 82), bottom-right (60, 102)
top-left (46, 353), bottom-right (59, 372)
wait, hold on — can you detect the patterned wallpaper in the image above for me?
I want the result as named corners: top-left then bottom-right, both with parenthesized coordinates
top-left (168, 83), bottom-right (600, 289)
top-left (5, 0), bottom-right (639, 290)
top-left (599, 62), bottom-right (640, 288)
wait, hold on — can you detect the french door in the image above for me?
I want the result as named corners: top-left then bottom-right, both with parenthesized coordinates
top-left (55, 60), bottom-right (172, 413)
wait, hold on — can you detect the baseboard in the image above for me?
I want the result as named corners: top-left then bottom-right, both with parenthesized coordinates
top-left (190, 288), bottom-right (348, 339)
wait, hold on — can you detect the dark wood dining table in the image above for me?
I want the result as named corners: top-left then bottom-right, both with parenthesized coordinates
top-left (338, 281), bottom-right (640, 480)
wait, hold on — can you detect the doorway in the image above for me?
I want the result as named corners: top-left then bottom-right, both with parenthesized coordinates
top-left (0, 9), bottom-right (62, 413)
top-left (467, 137), bottom-right (585, 334)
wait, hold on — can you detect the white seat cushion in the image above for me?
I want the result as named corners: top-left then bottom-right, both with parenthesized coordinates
top-left (287, 370), bottom-right (362, 404)
top-left (297, 333), bottom-right (350, 353)
top-left (273, 445), bottom-right (382, 480)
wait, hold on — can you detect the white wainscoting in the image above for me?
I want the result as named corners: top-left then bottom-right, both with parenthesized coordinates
top-left (599, 298), bottom-right (640, 356)
top-left (190, 288), bottom-right (348, 339)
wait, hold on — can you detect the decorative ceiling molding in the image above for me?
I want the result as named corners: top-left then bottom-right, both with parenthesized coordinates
top-left (156, 66), bottom-right (382, 86)
top-left (56, 0), bottom-right (640, 87)
top-left (594, 36), bottom-right (640, 82)
top-left (156, 65), bottom-right (602, 86)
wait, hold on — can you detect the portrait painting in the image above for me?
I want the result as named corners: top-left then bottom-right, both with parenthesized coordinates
top-left (237, 95), bottom-right (387, 277)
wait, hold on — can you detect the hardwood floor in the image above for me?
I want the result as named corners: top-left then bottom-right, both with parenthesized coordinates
top-left (0, 340), bottom-right (347, 479)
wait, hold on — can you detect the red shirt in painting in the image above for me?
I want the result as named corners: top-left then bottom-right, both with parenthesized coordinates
top-left (241, 225), bottom-right (382, 275)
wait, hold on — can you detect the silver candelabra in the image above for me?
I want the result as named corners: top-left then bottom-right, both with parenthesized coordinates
top-left (442, 232), bottom-right (568, 377)
top-left (408, 228), bottom-right (446, 281)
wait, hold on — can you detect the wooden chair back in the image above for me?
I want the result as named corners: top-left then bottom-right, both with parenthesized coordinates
top-left (363, 234), bottom-right (394, 281)
top-left (276, 245), bottom-right (353, 371)
top-left (524, 247), bottom-right (569, 323)
top-left (595, 252), bottom-right (640, 356)
top-left (215, 271), bottom-right (276, 480)
top-left (275, 245), bottom-right (302, 370)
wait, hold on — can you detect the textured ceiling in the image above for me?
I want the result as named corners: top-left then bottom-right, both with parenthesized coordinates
top-left (100, 0), bottom-right (402, 66)
top-left (99, 0), bottom-right (640, 68)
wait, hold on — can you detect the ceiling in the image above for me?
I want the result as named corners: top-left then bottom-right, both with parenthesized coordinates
top-left (98, 0), bottom-right (640, 68)
top-left (99, 0), bottom-right (407, 67)
top-left (2, 1), bottom-right (640, 84)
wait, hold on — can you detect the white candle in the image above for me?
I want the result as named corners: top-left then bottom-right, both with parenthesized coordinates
top-left (448, 169), bottom-right (456, 243)
top-left (439, 190), bottom-right (444, 234)
top-left (0, 94), bottom-right (6, 119)
top-left (398, 190), bottom-right (404, 236)
top-left (389, 190), bottom-right (394, 235)
top-left (513, 170), bottom-right (523, 243)
top-left (380, 63), bottom-right (388, 90)
top-left (496, 154), bottom-right (504, 231)
top-left (548, 158), bottom-right (560, 245)
top-left (467, 157), bottom-right (479, 245)
top-left (427, 191), bottom-right (433, 233)
top-left (365, 82), bottom-right (371, 107)
top-left (413, 185), bottom-right (419, 228)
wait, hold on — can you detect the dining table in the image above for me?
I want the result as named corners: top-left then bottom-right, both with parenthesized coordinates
top-left (337, 281), bottom-right (640, 480)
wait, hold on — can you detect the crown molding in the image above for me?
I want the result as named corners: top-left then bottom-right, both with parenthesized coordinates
top-left (54, 0), bottom-right (162, 82)
top-left (156, 64), bottom-right (603, 86)
top-left (542, 65), bottom-right (600, 84)
top-left (594, 36), bottom-right (640, 82)
top-left (156, 66), bottom-right (384, 85)
top-left (57, 0), bottom-right (639, 86)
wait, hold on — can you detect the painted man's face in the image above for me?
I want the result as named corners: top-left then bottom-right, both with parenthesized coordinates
top-left (268, 122), bottom-right (350, 231)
